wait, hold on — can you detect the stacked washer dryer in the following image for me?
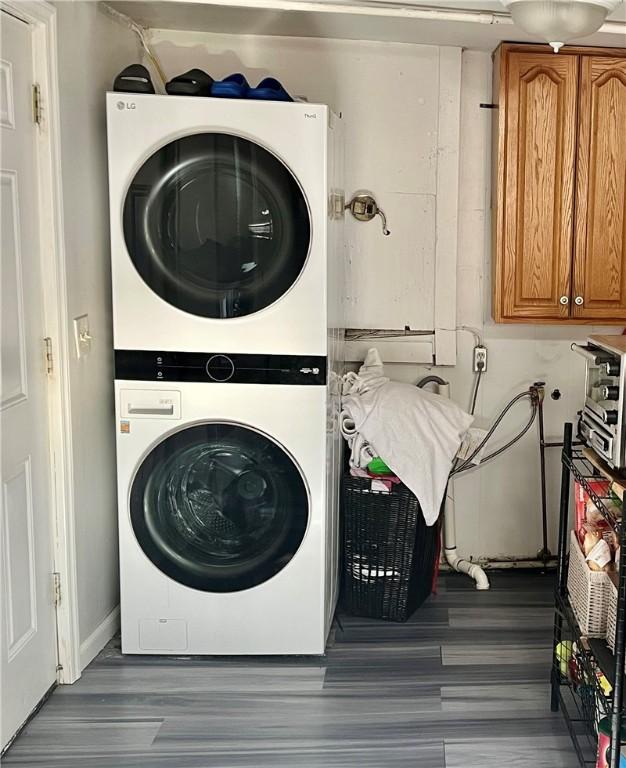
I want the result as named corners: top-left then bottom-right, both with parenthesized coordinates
top-left (106, 93), bottom-right (344, 654)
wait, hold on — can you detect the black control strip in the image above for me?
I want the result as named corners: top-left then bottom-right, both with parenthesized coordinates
top-left (115, 350), bottom-right (327, 385)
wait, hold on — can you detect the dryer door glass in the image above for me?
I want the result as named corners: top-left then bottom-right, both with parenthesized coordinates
top-left (123, 133), bottom-right (311, 319)
top-left (130, 423), bottom-right (309, 592)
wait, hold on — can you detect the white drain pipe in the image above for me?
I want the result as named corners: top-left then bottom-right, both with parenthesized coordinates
top-left (444, 484), bottom-right (490, 590)
top-left (418, 376), bottom-right (490, 590)
top-left (439, 381), bottom-right (490, 590)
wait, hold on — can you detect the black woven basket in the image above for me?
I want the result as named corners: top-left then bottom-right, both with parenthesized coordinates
top-left (341, 475), bottom-right (441, 622)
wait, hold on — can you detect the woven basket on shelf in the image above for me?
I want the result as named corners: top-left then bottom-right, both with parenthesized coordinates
top-left (607, 576), bottom-right (618, 652)
top-left (341, 474), bottom-right (440, 622)
top-left (567, 530), bottom-right (610, 638)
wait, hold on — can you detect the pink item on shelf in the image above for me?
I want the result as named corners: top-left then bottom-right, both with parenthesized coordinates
top-left (575, 479), bottom-right (611, 545)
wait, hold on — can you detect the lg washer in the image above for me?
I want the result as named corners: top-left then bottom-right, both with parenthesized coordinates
top-left (115, 352), bottom-right (342, 655)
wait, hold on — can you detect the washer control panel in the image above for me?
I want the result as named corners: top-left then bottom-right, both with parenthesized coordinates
top-left (115, 350), bottom-right (327, 386)
top-left (205, 355), bottom-right (235, 382)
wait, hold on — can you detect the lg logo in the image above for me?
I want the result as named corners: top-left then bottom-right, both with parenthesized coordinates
top-left (116, 101), bottom-right (136, 111)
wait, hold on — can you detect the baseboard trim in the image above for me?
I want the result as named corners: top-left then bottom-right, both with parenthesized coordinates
top-left (79, 605), bottom-right (120, 671)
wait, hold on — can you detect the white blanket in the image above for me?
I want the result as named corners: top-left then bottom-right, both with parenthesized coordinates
top-left (340, 411), bottom-right (376, 469)
top-left (341, 349), bottom-right (474, 525)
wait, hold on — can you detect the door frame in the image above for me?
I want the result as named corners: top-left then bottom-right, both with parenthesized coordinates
top-left (1, 0), bottom-right (81, 684)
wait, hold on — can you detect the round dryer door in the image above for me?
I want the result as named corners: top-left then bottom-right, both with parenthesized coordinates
top-left (123, 133), bottom-right (311, 318)
top-left (130, 423), bottom-right (309, 592)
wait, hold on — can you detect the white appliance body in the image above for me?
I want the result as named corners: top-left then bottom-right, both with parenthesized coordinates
top-left (106, 93), bottom-right (343, 357)
top-left (115, 377), bottom-right (342, 655)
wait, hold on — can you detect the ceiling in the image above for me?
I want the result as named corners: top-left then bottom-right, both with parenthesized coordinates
top-left (105, 0), bottom-right (626, 49)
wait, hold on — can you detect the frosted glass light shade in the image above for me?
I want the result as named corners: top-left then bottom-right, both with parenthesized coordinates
top-left (501, 0), bottom-right (620, 51)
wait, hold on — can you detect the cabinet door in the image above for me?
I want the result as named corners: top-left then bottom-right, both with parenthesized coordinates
top-left (573, 57), bottom-right (626, 321)
top-left (493, 52), bottom-right (578, 321)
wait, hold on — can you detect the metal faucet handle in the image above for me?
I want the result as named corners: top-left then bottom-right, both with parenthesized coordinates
top-left (376, 206), bottom-right (390, 236)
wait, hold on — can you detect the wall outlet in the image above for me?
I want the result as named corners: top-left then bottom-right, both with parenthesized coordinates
top-left (473, 345), bottom-right (487, 373)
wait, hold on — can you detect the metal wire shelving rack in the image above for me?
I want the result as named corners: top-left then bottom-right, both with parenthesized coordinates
top-left (551, 422), bottom-right (626, 768)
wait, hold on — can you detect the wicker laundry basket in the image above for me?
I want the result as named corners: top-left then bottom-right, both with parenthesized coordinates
top-left (341, 474), bottom-right (441, 622)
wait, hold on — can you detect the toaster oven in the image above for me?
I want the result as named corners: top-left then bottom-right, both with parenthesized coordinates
top-left (573, 335), bottom-right (626, 469)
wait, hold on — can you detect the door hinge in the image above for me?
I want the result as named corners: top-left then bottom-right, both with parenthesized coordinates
top-left (44, 337), bottom-right (53, 376)
top-left (32, 83), bottom-right (42, 125)
top-left (53, 572), bottom-right (61, 607)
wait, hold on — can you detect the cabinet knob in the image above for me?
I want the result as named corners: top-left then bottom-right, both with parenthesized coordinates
top-left (575, 296), bottom-right (584, 306)
top-left (559, 296), bottom-right (569, 305)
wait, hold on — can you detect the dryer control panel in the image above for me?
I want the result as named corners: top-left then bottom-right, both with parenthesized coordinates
top-left (115, 350), bottom-right (327, 386)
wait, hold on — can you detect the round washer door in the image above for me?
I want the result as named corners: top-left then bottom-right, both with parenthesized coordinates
top-left (123, 133), bottom-right (311, 319)
top-left (130, 423), bottom-right (309, 592)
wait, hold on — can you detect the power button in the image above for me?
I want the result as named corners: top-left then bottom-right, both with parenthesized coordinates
top-left (206, 354), bottom-right (235, 382)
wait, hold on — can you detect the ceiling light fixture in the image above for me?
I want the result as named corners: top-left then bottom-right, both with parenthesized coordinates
top-left (501, 0), bottom-right (621, 52)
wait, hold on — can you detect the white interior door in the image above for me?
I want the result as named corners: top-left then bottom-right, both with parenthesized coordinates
top-left (1, 9), bottom-right (58, 750)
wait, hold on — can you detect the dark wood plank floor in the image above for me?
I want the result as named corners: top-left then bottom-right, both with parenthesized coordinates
top-left (4, 572), bottom-right (575, 767)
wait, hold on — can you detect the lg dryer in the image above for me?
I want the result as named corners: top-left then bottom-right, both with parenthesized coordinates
top-left (106, 94), bottom-right (344, 356)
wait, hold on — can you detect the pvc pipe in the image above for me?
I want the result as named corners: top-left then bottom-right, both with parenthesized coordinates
top-left (444, 487), bottom-right (490, 590)
top-left (421, 375), bottom-right (490, 590)
top-left (182, 0), bottom-right (626, 36)
top-left (175, 0), bottom-right (515, 22)
top-left (438, 382), bottom-right (450, 400)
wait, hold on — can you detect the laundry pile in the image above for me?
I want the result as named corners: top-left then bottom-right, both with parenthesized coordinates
top-left (340, 349), bottom-right (474, 525)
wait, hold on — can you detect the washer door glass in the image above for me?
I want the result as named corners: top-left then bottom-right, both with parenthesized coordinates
top-left (130, 423), bottom-right (309, 592)
top-left (123, 133), bottom-right (311, 318)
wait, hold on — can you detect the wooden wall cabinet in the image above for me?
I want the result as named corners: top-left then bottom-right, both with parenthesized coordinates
top-left (492, 44), bottom-right (626, 324)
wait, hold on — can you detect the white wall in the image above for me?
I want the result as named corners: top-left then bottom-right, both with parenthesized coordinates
top-left (54, 1), bottom-right (137, 666)
top-left (354, 50), bottom-right (621, 562)
top-left (146, 30), bottom-right (624, 562)
top-left (148, 29), bottom-right (458, 345)
top-left (417, 51), bottom-right (623, 561)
